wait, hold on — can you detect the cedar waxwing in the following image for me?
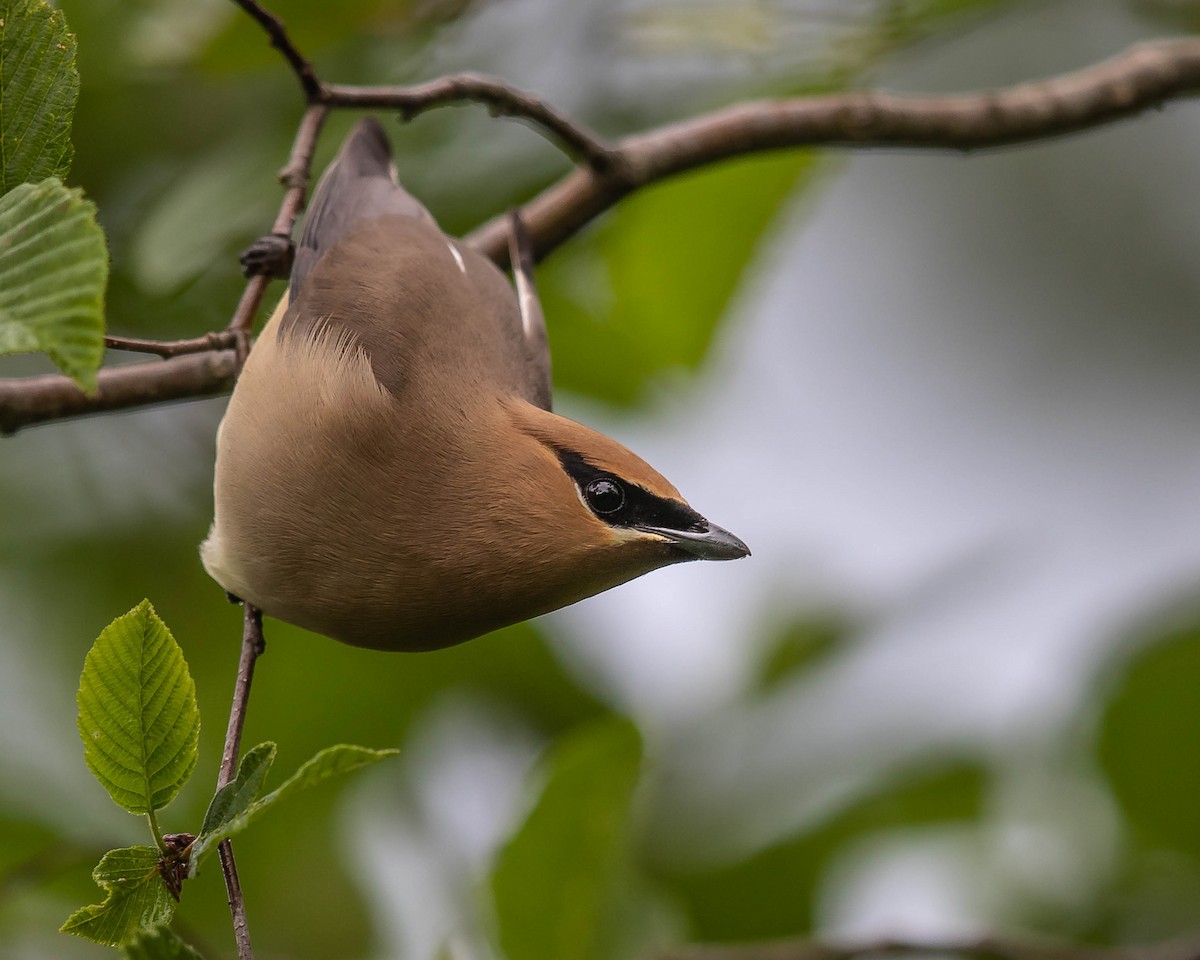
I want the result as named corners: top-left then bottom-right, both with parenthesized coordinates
top-left (201, 118), bottom-right (749, 651)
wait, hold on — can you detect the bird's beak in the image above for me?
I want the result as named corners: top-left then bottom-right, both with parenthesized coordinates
top-left (637, 520), bottom-right (751, 561)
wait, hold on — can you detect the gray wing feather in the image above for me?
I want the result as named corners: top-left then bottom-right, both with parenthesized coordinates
top-left (291, 117), bottom-right (435, 297)
top-left (508, 212), bottom-right (552, 411)
top-left (283, 118), bottom-right (554, 412)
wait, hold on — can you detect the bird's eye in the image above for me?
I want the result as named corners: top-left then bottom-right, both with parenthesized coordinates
top-left (584, 477), bottom-right (625, 515)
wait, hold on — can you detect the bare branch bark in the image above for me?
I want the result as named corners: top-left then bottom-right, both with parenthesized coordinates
top-left (273, 104), bottom-right (330, 224)
top-left (657, 934), bottom-right (1200, 960)
top-left (4, 30), bottom-right (1200, 434)
top-left (104, 332), bottom-right (240, 358)
top-left (228, 0), bottom-right (324, 102)
top-left (214, 604), bottom-right (266, 960)
top-left (0, 350), bottom-right (238, 435)
top-left (325, 75), bottom-right (615, 169)
top-left (468, 37), bottom-right (1200, 263)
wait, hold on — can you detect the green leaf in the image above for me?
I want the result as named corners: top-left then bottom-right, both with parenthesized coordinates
top-left (121, 924), bottom-right (205, 960)
top-left (0, 0), bottom-right (79, 192)
top-left (60, 845), bottom-right (176, 946)
top-left (199, 741), bottom-right (276, 839)
top-left (191, 743), bottom-right (397, 865)
top-left (490, 718), bottom-right (643, 960)
top-left (77, 600), bottom-right (200, 815)
top-left (540, 151), bottom-right (814, 405)
top-left (0, 178), bottom-right (107, 390)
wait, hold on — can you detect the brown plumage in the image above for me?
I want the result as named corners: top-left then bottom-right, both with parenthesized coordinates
top-left (201, 118), bottom-right (748, 651)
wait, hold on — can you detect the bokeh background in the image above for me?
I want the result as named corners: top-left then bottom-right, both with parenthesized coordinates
top-left (4, 0), bottom-right (1200, 957)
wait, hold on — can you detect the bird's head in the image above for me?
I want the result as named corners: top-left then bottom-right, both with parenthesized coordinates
top-left (499, 401), bottom-right (749, 591)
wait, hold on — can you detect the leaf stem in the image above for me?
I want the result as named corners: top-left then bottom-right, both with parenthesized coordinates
top-left (146, 808), bottom-right (167, 854)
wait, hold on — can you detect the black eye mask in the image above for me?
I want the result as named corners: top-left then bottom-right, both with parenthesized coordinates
top-left (554, 449), bottom-right (706, 533)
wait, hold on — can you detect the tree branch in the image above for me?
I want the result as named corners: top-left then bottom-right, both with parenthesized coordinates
top-left (324, 75), bottom-right (615, 170)
top-left (0, 100), bottom-right (331, 437)
top-left (104, 332), bottom-right (240, 358)
top-left (0, 350), bottom-right (238, 435)
top-left (467, 37), bottom-right (1200, 264)
top-left (657, 934), bottom-right (1200, 960)
top-left (4, 26), bottom-right (1199, 434)
top-left (273, 104), bottom-right (329, 224)
top-left (228, 0), bottom-right (324, 102)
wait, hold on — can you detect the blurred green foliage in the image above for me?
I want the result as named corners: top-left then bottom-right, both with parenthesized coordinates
top-left (492, 719), bottom-right (643, 960)
top-left (1099, 627), bottom-right (1200, 857)
top-left (121, 924), bottom-right (205, 960)
top-left (542, 152), bottom-right (814, 404)
top-left (5, 0), bottom-right (1200, 959)
top-left (1134, 0), bottom-right (1200, 30)
top-left (650, 762), bottom-right (988, 942)
top-left (754, 618), bottom-right (847, 693)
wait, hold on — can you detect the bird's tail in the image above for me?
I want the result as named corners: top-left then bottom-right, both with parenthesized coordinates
top-left (291, 117), bottom-right (435, 295)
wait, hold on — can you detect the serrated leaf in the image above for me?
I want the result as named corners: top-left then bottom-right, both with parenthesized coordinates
top-left (199, 741), bottom-right (276, 839)
top-left (491, 718), bottom-right (643, 960)
top-left (121, 924), bottom-right (205, 960)
top-left (60, 845), bottom-right (176, 946)
top-left (0, 178), bottom-right (107, 390)
top-left (77, 600), bottom-right (200, 815)
top-left (0, 0), bottom-right (79, 192)
top-left (191, 744), bottom-right (396, 865)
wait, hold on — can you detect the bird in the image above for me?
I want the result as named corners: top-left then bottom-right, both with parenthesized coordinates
top-left (201, 117), bottom-right (749, 652)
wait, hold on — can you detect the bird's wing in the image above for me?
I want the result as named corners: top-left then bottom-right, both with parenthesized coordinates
top-left (447, 232), bottom-right (553, 412)
top-left (507, 211), bottom-right (552, 412)
top-left (282, 117), bottom-right (554, 412)
top-left (291, 117), bottom-right (435, 298)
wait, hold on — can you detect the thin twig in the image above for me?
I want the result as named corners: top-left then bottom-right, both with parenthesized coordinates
top-left (276, 103), bottom-right (330, 198)
top-left (0, 26), bottom-right (334, 434)
top-left (657, 934), bottom-right (1200, 960)
top-left (227, 275), bottom-right (272, 340)
top-left (4, 33), bottom-right (1200, 432)
top-left (237, 106), bottom-right (331, 288)
top-left (217, 849), bottom-right (251, 960)
top-left (215, 604), bottom-right (266, 960)
top-left (105, 332), bottom-right (239, 358)
top-left (228, 0), bottom-right (325, 102)
top-left (228, 106), bottom-right (329, 329)
top-left (219, 604), bottom-right (266, 783)
top-left (467, 36), bottom-right (1200, 264)
top-left (325, 74), bottom-right (615, 170)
